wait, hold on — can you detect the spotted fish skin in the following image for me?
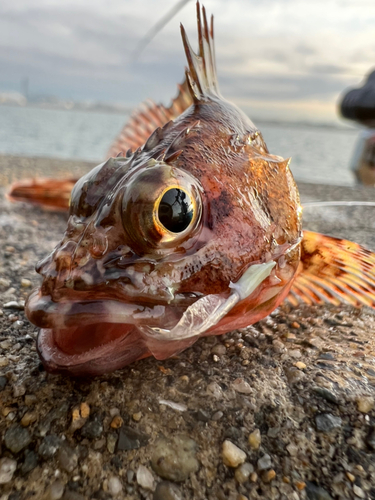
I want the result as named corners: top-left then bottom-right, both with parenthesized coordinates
top-left (24, 3), bottom-right (304, 376)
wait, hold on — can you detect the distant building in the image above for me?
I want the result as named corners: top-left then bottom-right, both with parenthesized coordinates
top-left (0, 92), bottom-right (27, 106)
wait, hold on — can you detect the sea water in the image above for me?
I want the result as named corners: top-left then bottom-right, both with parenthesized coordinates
top-left (0, 104), bottom-right (360, 186)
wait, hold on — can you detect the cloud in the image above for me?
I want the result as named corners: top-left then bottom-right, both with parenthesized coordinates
top-left (1, 0), bottom-right (375, 121)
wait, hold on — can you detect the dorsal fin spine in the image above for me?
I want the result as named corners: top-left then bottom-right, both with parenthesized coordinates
top-left (180, 2), bottom-right (220, 103)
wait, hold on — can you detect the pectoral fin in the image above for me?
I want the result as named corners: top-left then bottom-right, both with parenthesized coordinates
top-left (287, 230), bottom-right (375, 308)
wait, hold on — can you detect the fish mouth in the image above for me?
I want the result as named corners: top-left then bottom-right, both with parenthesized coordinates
top-left (27, 255), bottom-right (296, 376)
top-left (26, 289), bottom-right (190, 376)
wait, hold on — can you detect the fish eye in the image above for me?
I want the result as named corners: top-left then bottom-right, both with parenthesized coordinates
top-left (157, 188), bottom-right (194, 233)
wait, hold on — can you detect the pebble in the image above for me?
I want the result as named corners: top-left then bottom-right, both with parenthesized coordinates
top-left (57, 445), bottom-right (78, 473)
top-left (133, 412), bottom-right (142, 422)
top-left (257, 454), bottom-right (272, 471)
top-left (196, 409), bottom-right (210, 422)
top-left (107, 433), bottom-right (118, 454)
top-left (108, 476), bottom-right (122, 496)
top-left (0, 457), bottom-right (17, 484)
top-left (222, 440), bottom-right (246, 467)
top-left (0, 376), bottom-right (8, 390)
top-left (295, 362), bottom-right (306, 370)
top-left (315, 414), bottom-right (342, 433)
top-left (206, 382), bottom-right (224, 399)
top-left (250, 472), bottom-right (258, 483)
top-left (0, 278), bottom-right (11, 287)
top-left (235, 462), bottom-right (254, 483)
top-left (305, 481), bottom-right (333, 500)
top-left (153, 481), bottom-right (182, 500)
top-left (80, 402), bottom-right (90, 418)
top-left (151, 435), bottom-right (199, 481)
top-left (136, 465), bottom-right (155, 491)
top-left (262, 469), bottom-right (276, 483)
top-left (248, 429), bottom-right (261, 450)
top-left (356, 396), bottom-right (374, 413)
top-left (38, 435), bottom-right (62, 459)
top-left (4, 425), bottom-right (32, 454)
top-left (353, 485), bottom-right (366, 498)
top-left (0, 356), bottom-right (9, 367)
top-left (117, 426), bottom-right (149, 451)
top-left (346, 472), bottom-right (355, 482)
top-left (232, 378), bottom-right (252, 394)
top-left (21, 450), bottom-right (38, 475)
top-left (211, 411), bottom-right (224, 421)
top-left (21, 411), bottom-right (38, 427)
top-left (211, 344), bottom-right (227, 356)
top-left (286, 443), bottom-right (298, 456)
top-left (312, 387), bottom-right (339, 405)
top-left (288, 349), bottom-right (302, 359)
top-left (285, 367), bottom-right (305, 384)
top-left (3, 300), bottom-right (24, 310)
top-left (81, 417), bottom-right (103, 439)
top-left (45, 480), bottom-right (65, 500)
top-left (20, 278), bottom-right (32, 287)
top-left (110, 415), bottom-right (123, 429)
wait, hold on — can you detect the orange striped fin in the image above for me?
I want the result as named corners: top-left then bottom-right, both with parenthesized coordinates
top-left (107, 78), bottom-right (193, 157)
top-left (6, 177), bottom-right (77, 211)
top-left (287, 230), bottom-right (375, 308)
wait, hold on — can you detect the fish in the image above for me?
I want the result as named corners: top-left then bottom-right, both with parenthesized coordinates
top-left (8, 3), bottom-right (375, 376)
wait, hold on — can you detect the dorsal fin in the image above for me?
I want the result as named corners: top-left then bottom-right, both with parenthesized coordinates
top-left (107, 79), bottom-right (193, 157)
top-left (180, 2), bottom-right (219, 102)
top-left (287, 231), bottom-right (375, 308)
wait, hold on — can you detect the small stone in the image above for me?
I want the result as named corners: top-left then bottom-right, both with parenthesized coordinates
top-left (0, 457), bottom-right (17, 484)
top-left (196, 409), bottom-right (210, 422)
top-left (289, 349), bottom-right (302, 358)
top-left (0, 356), bottom-right (9, 367)
top-left (117, 426), bottom-right (149, 451)
top-left (4, 425), bottom-right (32, 453)
top-left (57, 445), bottom-right (78, 473)
top-left (250, 472), bottom-right (258, 483)
top-left (108, 476), bottom-right (122, 496)
top-left (153, 481), bottom-right (182, 500)
top-left (211, 410), bottom-right (224, 421)
top-left (3, 300), bottom-right (24, 309)
top-left (257, 454), bottom-right (272, 471)
top-left (20, 278), bottom-right (32, 288)
top-left (46, 480), bottom-right (65, 500)
top-left (21, 450), bottom-right (38, 475)
top-left (107, 433), bottom-right (118, 454)
top-left (295, 362), bottom-right (306, 370)
top-left (206, 382), bottom-right (223, 399)
top-left (305, 482), bottom-right (333, 500)
top-left (286, 443), bottom-right (298, 456)
top-left (0, 376), bottom-right (8, 390)
top-left (291, 321), bottom-right (300, 328)
top-left (0, 278), bottom-right (11, 287)
top-left (232, 378), bottom-right (252, 394)
top-left (80, 402), bottom-right (90, 419)
top-left (81, 417), bottom-right (103, 439)
top-left (211, 344), bottom-right (226, 356)
top-left (285, 367), bottom-right (305, 384)
top-left (346, 472), bottom-right (355, 482)
top-left (136, 465), bottom-right (155, 491)
top-left (21, 411), bottom-right (38, 427)
top-left (151, 435), bottom-right (199, 481)
top-left (262, 469), bottom-right (276, 483)
top-left (235, 462), bottom-right (254, 483)
top-left (38, 435), bottom-right (62, 459)
top-left (353, 485), bottom-right (366, 498)
top-left (248, 429), bottom-right (261, 450)
top-left (222, 440), bottom-right (246, 468)
top-left (24, 394), bottom-right (37, 406)
top-left (315, 414), bottom-right (342, 433)
top-left (296, 481), bottom-right (306, 490)
top-left (357, 396), bottom-right (374, 413)
top-left (13, 383), bottom-right (26, 397)
top-left (133, 412), bottom-right (142, 422)
top-left (312, 387), bottom-right (339, 405)
top-left (111, 415), bottom-right (123, 429)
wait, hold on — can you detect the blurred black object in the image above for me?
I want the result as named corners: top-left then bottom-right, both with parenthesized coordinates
top-left (340, 70), bottom-right (375, 125)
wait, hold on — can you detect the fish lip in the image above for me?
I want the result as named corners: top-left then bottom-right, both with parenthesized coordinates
top-left (36, 326), bottom-right (148, 377)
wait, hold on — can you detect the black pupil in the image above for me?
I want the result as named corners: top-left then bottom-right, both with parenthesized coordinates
top-left (158, 188), bottom-right (194, 233)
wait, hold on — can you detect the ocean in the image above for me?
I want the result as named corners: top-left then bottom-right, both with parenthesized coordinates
top-left (0, 104), bottom-right (360, 186)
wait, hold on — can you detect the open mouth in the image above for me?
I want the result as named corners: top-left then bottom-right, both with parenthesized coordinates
top-left (26, 258), bottom-right (285, 376)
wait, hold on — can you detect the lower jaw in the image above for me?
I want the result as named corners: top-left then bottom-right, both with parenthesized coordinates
top-left (37, 324), bottom-right (150, 376)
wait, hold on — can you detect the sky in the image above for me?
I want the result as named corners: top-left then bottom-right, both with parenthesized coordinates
top-left (1, 0), bottom-right (375, 123)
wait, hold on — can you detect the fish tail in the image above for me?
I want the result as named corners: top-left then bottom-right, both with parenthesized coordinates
top-left (6, 178), bottom-right (77, 211)
top-left (287, 230), bottom-right (375, 308)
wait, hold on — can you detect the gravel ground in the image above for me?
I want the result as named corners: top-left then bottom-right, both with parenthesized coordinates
top-left (1, 156), bottom-right (375, 500)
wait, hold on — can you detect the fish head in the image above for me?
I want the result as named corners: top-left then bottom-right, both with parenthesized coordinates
top-left (26, 4), bottom-right (302, 376)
